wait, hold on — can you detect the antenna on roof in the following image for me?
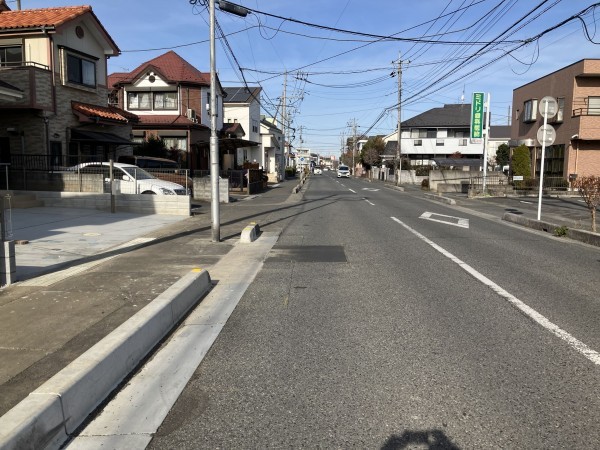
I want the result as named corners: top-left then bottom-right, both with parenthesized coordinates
top-left (460, 85), bottom-right (465, 104)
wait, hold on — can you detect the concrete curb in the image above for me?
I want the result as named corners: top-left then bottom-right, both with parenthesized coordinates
top-left (292, 174), bottom-right (308, 194)
top-left (502, 213), bottom-right (600, 247)
top-left (0, 269), bottom-right (212, 450)
top-left (240, 222), bottom-right (260, 243)
top-left (423, 192), bottom-right (456, 205)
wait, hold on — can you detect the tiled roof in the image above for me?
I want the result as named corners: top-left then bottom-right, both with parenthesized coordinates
top-left (136, 115), bottom-right (209, 128)
top-left (222, 122), bottom-right (245, 137)
top-left (107, 72), bottom-right (129, 89)
top-left (0, 5), bottom-right (90, 30)
top-left (72, 101), bottom-right (139, 124)
top-left (0, 5), bottom-right (119, 54)
top-left (114, 51), bottom-right (210, 86)
top-left (402, 104), bottom-right (473, 128)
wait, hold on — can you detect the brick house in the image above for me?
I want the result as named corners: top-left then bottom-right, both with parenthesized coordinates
top-left (108, 50), bottom-right (231, 172)
top-left (0, 3), bottom-right (136, 174)
top-left (510, 59), bottom-right (600, 179)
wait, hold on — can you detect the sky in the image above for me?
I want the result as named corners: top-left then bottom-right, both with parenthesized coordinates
top-left (10, 0), bottom-right (600, 156)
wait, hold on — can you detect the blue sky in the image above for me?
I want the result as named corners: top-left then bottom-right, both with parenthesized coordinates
top-left (12, 0), bottom-right (600, 156)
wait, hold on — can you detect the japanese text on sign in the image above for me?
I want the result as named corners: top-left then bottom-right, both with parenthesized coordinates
top-left (471, 92), bottom-right (484, 139)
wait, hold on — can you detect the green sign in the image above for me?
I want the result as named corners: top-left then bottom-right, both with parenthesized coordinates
top-left (471, 92), bottom-right (484, 139)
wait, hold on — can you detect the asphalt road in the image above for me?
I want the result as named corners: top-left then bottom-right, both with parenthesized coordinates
top-left (117, 174), bottom-right (600, 448)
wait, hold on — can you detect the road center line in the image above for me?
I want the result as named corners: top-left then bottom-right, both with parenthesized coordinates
top-left (390, 216), bottom-right (600, 366)
top-left (364, 198), bottom-right (375, 206)
top-left (348, 188), bottom-right (356, 193)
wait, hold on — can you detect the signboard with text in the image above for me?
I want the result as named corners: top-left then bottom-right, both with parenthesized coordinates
top-left (470, 92), bottom-right (484, 139)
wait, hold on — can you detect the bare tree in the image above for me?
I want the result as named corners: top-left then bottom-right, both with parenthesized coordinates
top-left (573, 175), bottom-right (600, 232)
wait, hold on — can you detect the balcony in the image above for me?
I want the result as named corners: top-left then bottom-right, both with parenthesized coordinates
top-left (0, 62), bottom-right (53, 110)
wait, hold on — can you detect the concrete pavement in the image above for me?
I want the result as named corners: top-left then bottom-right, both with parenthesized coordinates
top-left (0, 179), bottom-right (304, 449)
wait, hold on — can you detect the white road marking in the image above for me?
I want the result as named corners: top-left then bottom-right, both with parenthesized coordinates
top-left (391, 216), bottom-right (600, 366)
top-left (348, 188), bottom-right (356, 193)
top-left (420, 212), bottom-right (469, 228)
top-left (520, 201), bottom-right (533, 204)
top-left (362, 188), bottom-right (380, 192)
top-left (364, 199), bottom-right (375, 206)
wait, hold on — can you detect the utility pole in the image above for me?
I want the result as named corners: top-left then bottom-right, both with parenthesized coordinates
top-left (281, 72), bottom-right (287, 169)
top-left (395, 55), bottom-right (403, 186)
top-left (348, 119), bottom-right (357, 176)
top-left (209, 0), bottom-right (220, 242)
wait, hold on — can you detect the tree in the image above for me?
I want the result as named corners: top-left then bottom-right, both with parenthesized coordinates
top-left (135, 134), bottom-right (166, 158)
top-left (360, 136), bottom-right (385, 168)
top-left (573, 175), bottom-right (600, 232)
top-left (511, 144), bottom-right (531, 178)
top-left (496, 143), bottom-right (510, 168)
top-left (449, 151), bottom-right (462, 159)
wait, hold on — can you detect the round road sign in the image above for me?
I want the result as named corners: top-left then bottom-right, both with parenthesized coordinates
top-left (537, 124), bottom-right (556, 146)
top-left (539, 96), bottom-right (558, 119)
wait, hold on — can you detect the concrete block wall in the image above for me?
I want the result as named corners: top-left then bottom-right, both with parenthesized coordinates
top-left (23, 191), bottom-right (190, 216)
top-left (193, 177), bottom-right (230, 203)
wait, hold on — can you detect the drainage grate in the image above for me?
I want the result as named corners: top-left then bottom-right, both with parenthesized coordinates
top-left (266, 245), bottom-right (347, 263)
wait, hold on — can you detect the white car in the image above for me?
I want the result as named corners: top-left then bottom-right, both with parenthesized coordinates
top-left (337, 165), bottom-right (350, 178)
top-left (313, 167), bottom-right (323, 174)
top-left (70, 162), bottom-right (189, 195)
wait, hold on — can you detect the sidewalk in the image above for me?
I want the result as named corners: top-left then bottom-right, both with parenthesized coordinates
top-left (0, 178), bottom-right (303, 422)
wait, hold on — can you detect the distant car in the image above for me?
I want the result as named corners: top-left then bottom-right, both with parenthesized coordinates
top-left (337, 165), bottom-right (350, 178)
top-left (323, 167), bottom-right (329, 171)
top-left (69, 162), bottom-right (189, 195)
top-left (313, 167), bottom-right (322, 174)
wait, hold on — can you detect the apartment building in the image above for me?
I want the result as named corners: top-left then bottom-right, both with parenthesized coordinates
top-left (510, 59), bottom-right (600, 178)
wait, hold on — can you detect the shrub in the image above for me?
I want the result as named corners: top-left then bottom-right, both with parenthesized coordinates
top-left (421, 179), bottom-right (429, 190)
top-left (553, 225), bottom-right (568, 237)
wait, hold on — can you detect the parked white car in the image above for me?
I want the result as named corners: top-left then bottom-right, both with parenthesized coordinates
top-left (70, 162), bottom-right (189, 195)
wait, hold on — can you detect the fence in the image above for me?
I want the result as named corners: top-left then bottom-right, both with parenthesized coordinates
top-left (0, 155), bottom-right (265, 196)
top-left (469, 175), bottom-right (572, 196)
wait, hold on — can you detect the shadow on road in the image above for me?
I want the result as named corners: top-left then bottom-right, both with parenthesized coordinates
top-left (381, 429), bottom-right (461, 449)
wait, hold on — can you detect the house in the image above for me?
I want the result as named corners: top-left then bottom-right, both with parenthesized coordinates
top-left (222, 86), bottom-right (262, 168)
top-left (260, 116), bottom-right (283, 182)
top-left (107, 50), bottom-right (222, 172)
top-left (0, 2), bottom-right (136, 176)
top-left (509, 59), bottom-right (600, 179)
top-left (383, 103), bottom-right (484, 168)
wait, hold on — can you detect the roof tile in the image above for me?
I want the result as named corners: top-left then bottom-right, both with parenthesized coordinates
top-left (0, 5), bottom-right (90, 30)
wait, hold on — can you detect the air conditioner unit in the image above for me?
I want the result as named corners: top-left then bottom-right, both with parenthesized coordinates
top-left (186, 108), bottom-right (197, 121)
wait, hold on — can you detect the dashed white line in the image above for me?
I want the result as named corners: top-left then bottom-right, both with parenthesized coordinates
top-left (520, 200), bottom-right (533, 204)
top-left (348, 188), bottom-right (356, 193)
top-left (390, 216), bottom-right (600, 366)
top-left (364, 199), bottom-right (375, 206)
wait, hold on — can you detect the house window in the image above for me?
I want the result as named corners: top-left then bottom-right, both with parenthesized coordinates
top-left (436, 139), bottom-right (444, 146)
top-left (458, 139), bottom-right (467, 146)
top-left (127, 92), bottom-right (152, 110)
top-left (523, 99), bottom-right (538, 122)
top-left (426, 129), bottom-right (436, 138)
top-left (554, 97), bottom-right (564, 122)
top-left (67, 54), bottom-right (96, 87)
top-left (162, 137), bottom-right (187, 151)
top-left (153, 92), bottom-right (177, 110)
top-left (588, 97), bottom-right (600, 115)
top-left (252, 119), bottom-right (259, 133)
top-left (0, 45), bottom-right (23, 66)
top-left (414, 140), bottom-right (422, 146)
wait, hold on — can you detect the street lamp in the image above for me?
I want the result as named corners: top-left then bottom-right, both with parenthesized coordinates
top-left (209, 0), bottom-right (248, 242)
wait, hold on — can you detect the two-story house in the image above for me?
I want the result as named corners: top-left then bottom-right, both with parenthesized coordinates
top-left (383, 103), bottom-right (484, 167)
top-left (108, 50), bottom-right (224, 172)
top-left (0, 3), bottom-right (136, 175)
top-left (222, 86), bottom-right (262, 169)
top-left (510, 59), bottom-right (600, 179)
top-left (260, 116), bottom-right (283, 181)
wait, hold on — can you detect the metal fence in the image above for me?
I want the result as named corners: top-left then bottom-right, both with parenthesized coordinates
top-left (470, 175), bottom-right (571, 195)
